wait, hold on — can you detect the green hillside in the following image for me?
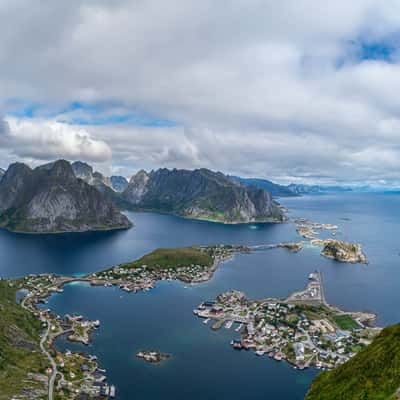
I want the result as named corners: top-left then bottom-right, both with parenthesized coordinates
top-left (0, 280), bottom-right (48, 399)
top-left (305, 323), bottom-right (400, 400)
top-left (120, 247), bottom-right (214, 270)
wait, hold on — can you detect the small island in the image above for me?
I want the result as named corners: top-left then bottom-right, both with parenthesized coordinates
top-left (312, 239), bottom-right (368, 264)
top-left (136, 350), bottom-right (171, 364)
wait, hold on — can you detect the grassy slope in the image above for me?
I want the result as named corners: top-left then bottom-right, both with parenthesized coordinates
top-left (120, 247), bottom-right (214, 270)
top-left (305, 323), bottom-right (400, 400)
top-left (0, 280), bottom-right (47, 399)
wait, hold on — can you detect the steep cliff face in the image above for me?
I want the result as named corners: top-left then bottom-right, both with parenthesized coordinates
top-left (0, 160), bottom-right (132, 233)
top-left (110, 176), bottom-right (128, 192)
top-left (72, 161), bottom-right (112, 191)
top-left (123, 168), bottom-right (284, 223)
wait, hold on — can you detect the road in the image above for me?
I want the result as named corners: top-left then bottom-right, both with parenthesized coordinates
top-left (40, 320), bottom-right (57, 400)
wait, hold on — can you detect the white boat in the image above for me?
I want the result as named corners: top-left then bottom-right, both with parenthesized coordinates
top-left (235, 323), bottom-right (243, 332)
top-left (203, 318), bottom-right (210, 324)
top-left (225, 320), bottom-right (233, 329)
top-left (255, 350), bottom-right (265, 356)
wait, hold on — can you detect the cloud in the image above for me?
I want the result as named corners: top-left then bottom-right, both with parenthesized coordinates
top-left (1, 1), bottom-right (400, 184)
top-left (1, 117), bottom-right (111, 163)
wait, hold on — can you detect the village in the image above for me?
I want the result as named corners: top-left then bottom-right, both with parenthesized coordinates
top-left (17, 273), bottom-right (116, 399)
top-left (88, 244), bottom-right (249, 292)
top-left (12, 245), bottom-right (248, 399)
top-left (194, 272), bottom-right (379, 370)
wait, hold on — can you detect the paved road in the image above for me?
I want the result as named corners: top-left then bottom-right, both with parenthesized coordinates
top-left (40, 321), bottom-right (57, 400)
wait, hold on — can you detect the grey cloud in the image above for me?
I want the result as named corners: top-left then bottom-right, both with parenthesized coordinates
top-left (1, 1), bottom-right (400, 184)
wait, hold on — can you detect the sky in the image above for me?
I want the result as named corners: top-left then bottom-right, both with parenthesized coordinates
top-left (1, 1), bottom-right (400, 186)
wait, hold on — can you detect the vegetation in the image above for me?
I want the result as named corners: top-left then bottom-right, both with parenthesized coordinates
top-left (332, 315), bottom-right (360, 330)
top-left (305, 323), bottom-right (400, 400)
top-left (0, 279), bottom-right (48, 399)
top-left (120, 247), bottom-right (214, 270)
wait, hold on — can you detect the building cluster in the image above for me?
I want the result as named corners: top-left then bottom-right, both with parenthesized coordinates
top-left (194, 289), bottom-right (374, 370)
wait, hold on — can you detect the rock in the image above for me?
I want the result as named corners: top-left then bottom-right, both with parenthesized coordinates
top-left (0, 160), bottom-right (132, 233)
top-left (110, 176), bottom-right (128, 192)
top-left (123, 168), bottom-right (284, 223)
top-left (312, 239), bottom-right (367, 264)
top-left (136, 350), bottom-right (171, 364)
top-left (278, 242), bottom-right (304, 252)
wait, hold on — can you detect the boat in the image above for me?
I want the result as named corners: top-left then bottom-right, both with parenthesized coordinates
top-left (255, 350), bottom-right (265, 356)
top-left (235, 323), bottom-right (243, 332)
top-left (225, 320), bottom-right (233, 329)
top-left (203, 318), bottom-right (210, 324)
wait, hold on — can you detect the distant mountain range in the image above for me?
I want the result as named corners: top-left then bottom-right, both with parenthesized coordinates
top-left (1, 159), bottom-right (375, 233)
top-left (229, 177), bottom-right (353, 197)
top-left (229, 176), bottom-right (297, 197)
top-left (0, 160), bottom-right (131, 233)
top-left (123, 168), bottom-right (284, 223)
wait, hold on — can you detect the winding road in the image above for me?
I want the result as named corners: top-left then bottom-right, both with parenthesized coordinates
top-left (40, 320), bottom-right (57, 400)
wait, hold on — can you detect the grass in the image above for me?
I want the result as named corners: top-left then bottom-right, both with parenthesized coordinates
top-left (0, 280), bottom-right (48, 399)
top-left (120, 247), bottom-right (214, 271)
top-left (332, 315), bottom-right (360, 330)
top-left (305, 323), bottom-right (400, 400)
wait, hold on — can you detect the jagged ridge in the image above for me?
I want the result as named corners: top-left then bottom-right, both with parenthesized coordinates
top-left (123, 168), bottom-right (284, 223)
top-left (0, 160), bottom-right (132, 233)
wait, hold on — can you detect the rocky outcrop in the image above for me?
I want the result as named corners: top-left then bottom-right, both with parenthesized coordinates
top-left (0, 160), bottom-right (132, 233)
top-left (72, 161), bottom-right (112, 191)
top-left (0, 167), bottom-right (4, 181)
top-left (123, 168), bottom-right (284, 223)
top-left (110, 176), bottom-right (128, 192)
top-left (312, 239), bottom-right (367, 264)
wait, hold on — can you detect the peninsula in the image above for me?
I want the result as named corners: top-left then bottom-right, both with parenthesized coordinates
top-left (194, 272), bottom-right (379, 370)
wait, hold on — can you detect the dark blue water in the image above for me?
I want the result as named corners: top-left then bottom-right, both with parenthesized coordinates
top-left (2, 193), bottom-right (400, 399)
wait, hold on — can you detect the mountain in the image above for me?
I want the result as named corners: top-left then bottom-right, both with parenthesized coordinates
top-left (287, 183), bottom-right (352, 195)
top-left (305, 323), bottom-right (400, 400)
top-left (123, 168), bottom-right (284, 223)
top-left (229, 176), bottom-right (298, 197)
top-left (287, 183), bottom-right (322, 194)
top-left (110, 175), bottom-right (129, 192)
top-left (0, 160), bottom-right (132, 233)
top-left (72, 161), bottom-right (112, 192)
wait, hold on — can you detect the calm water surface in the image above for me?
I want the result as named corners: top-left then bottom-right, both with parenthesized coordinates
top-left (2, 193), bottom-right (399, 399)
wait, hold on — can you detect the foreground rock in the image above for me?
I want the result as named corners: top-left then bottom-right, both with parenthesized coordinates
top-left (312, 239), bottom-right (367, 264)
top-left (0, 160), bottom-right (132, 233)
top-left (123, 168), bottom-right (284, 223)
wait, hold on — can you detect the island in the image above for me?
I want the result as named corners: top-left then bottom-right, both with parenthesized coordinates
top-left (288, 218), bottom-right (368, 264)
top-left (88, 245), bottom-right (249, 290)
top-left (136, 350), bottom-right (171, 364)
top-left (311, 239), bottom-right (368, 264)
top-left (193, 272), bottom-right (379, 370)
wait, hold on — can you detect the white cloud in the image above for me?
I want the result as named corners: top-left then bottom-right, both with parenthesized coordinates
top-left (2, 117), bottom-right (111, 163)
